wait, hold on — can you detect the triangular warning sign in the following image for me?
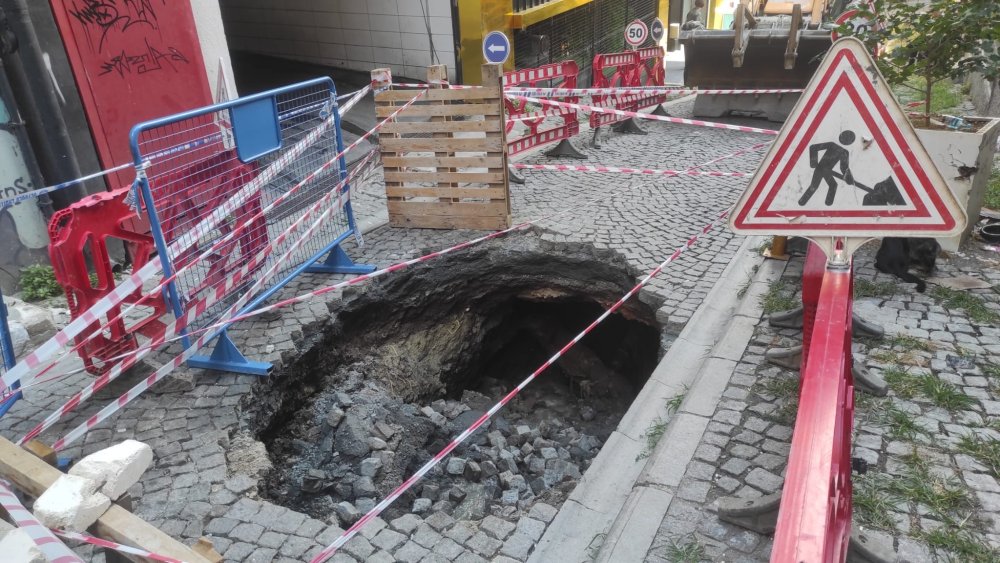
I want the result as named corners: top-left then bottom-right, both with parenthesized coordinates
top-left (730, 38), bottom-right (966, 239)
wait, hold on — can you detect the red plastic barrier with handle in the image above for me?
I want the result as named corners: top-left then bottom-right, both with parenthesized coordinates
top-left (590, 51), bottom-right (642, 129)
top-left (503, 61), bottom-right (580, 156)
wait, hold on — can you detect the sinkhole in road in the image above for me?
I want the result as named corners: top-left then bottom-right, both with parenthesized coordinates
top-left (241, 236), bottom-right (662, 525)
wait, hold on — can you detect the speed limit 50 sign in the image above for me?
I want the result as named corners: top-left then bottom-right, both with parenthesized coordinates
top-left (624, 19), bottom-right (648, 47)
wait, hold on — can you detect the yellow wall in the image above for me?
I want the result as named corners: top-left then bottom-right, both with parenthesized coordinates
top-left (457, 0), bottom-right (513, 85)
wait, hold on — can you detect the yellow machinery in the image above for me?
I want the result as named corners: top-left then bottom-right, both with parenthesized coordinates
top-left (678, 0), bottom-right (846, 120)
top-left (456, 0), bottom-right (671, 85)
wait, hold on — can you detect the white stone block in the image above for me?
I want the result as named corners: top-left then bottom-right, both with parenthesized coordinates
top-left (33, 474), bottom-right (110, 532)
top-left (0, 528), bottom-right (46, 563)
top-left (69, 439), bottom-right (153, 500)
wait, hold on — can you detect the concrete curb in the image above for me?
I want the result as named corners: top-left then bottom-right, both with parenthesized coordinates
top-left (528, 234), bottom-right (784, 563)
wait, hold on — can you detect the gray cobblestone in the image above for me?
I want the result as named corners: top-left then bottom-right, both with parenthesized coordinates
top-left (230, 522), bottom-right (265, 543)
top-left (465, 531), bottom-right (502, 558)
top-left (372, 528), bottom-right (408, 552)
top-left (395, 540), bottom-right (430, 562)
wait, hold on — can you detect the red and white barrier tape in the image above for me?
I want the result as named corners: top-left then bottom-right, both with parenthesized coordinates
top-left (505, 87), bottom-right (803, 98)
top-left (53, 529), bottom-right (184, 563)
top-left (19, 152), bottom-right (377, 446)
top-left (512, 95), bottom-right (780, 136)
top-left (311, 207), bottom-right (733, 562)
top-left (35, 141), bottom-right (766, 448)
top-left (391, 81), bottom-right (480, 89)
top-left (2, 86), bottom-right (413, 395)
top-left (0, 85), bottom-right (371, 392)
top-left (513, 163), bottom-right (750, 178)
top-left (0, 480), bottom-right (83, 563)
top-left (50, 157), bottom-right (372, 450)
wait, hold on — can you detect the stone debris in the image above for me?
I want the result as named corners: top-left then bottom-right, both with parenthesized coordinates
top-left (33, 474), bottom-right (111, 532)
top-left (68, 439), bottom-right (153, 500)
top-left (0, 527), bottom-right (46, 563)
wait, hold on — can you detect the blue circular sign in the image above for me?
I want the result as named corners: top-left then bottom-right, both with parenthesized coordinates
top-left (483, 31), bottom-right (511, 64)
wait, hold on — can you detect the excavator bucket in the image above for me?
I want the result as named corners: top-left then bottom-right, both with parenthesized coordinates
top-left (681, 1), bottom-right (834, 121)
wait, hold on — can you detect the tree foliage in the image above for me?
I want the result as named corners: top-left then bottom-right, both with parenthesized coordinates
top-left (841, 0), bottom-right (1000, 117)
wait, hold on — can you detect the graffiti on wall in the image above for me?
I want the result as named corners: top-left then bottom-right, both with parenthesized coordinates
top-left (50, 0), bottom-right (211, 187)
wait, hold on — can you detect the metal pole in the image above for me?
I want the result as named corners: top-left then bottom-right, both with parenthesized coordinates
top-left (0, 0), bottom-right (86, 210)
top-left (0, 285), bottom-right (20, 417)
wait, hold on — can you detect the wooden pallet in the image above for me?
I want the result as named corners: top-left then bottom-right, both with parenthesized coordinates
top-left (373, 64), bottom-right (512, 230)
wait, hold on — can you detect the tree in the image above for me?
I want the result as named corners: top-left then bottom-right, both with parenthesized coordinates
top-left (843, 0), bottom-right (1000, 122)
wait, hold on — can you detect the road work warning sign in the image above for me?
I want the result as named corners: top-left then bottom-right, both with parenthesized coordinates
top-left (730, 37), bottom-right (966, 238)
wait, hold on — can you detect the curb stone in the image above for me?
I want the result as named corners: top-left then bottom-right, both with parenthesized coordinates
top-left (529, 234), bottom-right (779, 563)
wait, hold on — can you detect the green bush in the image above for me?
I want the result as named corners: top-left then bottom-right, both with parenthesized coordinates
top-left (19, 265), bottom-right (63, 301)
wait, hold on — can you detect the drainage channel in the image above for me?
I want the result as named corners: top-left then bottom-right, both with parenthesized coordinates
top-left (239, 236), bottom-right (663, 532)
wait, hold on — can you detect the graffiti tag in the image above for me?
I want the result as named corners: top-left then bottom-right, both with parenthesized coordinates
top-left (69, 0), bottom-right (162, 52)
top-left (99, 38), bottom-right (190, 78)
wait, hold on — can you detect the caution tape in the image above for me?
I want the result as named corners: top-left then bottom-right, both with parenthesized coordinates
top-left (53, 529), bottom-right (185, 563)
top-left (50, 157), bottom-right (371, 450)
top-left (0, 86), bottom-right (371, 212)
top-left (20, 151), bottom-right (377, 447)
top-left (505, 87), bottom-right (803, 98)
top-left (310, 207), bottom-right (733, 562)
top-left (1, 85), bottom-right (407, 395)
top-left (512, 95), bottom-right (780, 136)
top-left (0, 480), bottom-right (83, 563)
top-left (30, 141), bottom-right (765, 446)
top-left (513, 163), bottom-right (751, 178)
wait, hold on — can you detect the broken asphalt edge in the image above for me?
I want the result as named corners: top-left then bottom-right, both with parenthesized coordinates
top-left (528, 234), bottom-right (781, 563)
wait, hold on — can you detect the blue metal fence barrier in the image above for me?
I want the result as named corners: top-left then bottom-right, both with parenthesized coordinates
top-left (128, 77), bottom-right (374, 376)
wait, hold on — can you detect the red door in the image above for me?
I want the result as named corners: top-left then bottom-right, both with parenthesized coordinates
top-left (50, 1), bottom-right (213, 189)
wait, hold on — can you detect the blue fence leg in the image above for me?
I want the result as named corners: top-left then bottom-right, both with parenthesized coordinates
top-left (305, 241), bottom-right (376, 275)
top-left (0, 287), bottom-right (21, 418)
top-left (187, 330), bottom-right (271, 376)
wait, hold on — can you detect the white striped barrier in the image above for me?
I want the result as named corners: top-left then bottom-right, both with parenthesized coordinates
top-left (512, 95), bottom-right (780, 136)
top-left (0, 480), bottom-right (83, 563)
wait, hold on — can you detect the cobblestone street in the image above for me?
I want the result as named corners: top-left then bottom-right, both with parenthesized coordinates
top-left (645, 241), bottom-right (1000, 563)
top-left (1, 96), bottom-right (774, 562)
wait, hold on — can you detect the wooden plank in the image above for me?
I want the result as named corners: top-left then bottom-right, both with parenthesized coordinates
top-left (380, 137), bottom-right (503, 152)
top-left (387, 200), bottom-right (510, 217)
top-left (426, 65), bottom-right (456, 204)
top-left (385, 186), bottom-right (508, 199)
top-left (0, 436), bottom-right (213, 563)
top-left (381, 156), bottom-right (503, 168)
top-left (384, 171), bottom-right (505, 184)
top-left (376, 87), bottom-right (502, 102)
top-left (376, 103), bottom-right (502, 117)
top-left (381, 120), bottom-right (500, 134)
top-left (481, 63), bottom-right (513, 217)
top-left (389, 213), bottom-right (510, 230)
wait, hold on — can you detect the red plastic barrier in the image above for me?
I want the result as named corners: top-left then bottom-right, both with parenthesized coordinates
top-left (47, 188), bottom-right (167, 375)
top-left (634, 46), bottom-right (667, 110)
top-left (503, 61), bottom-right (580, 156)
top-left (771, 242), bottom-right (854, 562)
top-left (589, 51), bottom-right (641, 129)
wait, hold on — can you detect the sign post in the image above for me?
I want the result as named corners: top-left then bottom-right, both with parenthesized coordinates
top-left (624, 19), bottom-right (649, 49)
top-left (650, 18), bottom-right (665, 43)
top-left (483, 31), bottom-right (511, 65)
top-left (730, 37), bottom-right (965, 265)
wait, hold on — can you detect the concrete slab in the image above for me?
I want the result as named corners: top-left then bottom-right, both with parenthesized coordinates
top-left (595, 486), bottom-right (673, 563)
top-left (638, 412), bottom-right (711, 488)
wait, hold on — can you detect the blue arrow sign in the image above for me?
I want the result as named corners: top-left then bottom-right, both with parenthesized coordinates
top-left (483, 31), bottom-right (511, 64)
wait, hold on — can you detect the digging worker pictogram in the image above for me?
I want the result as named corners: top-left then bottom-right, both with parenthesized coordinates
top-left (798, 130), bottom-right (856, 206)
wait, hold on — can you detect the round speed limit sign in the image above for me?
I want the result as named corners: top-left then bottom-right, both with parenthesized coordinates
top-left (832, 10), bottom-right (873, 40)
top-left (624, 19), bottom-right (649, 47)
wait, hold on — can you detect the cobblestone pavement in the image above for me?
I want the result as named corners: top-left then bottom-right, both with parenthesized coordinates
top-left (0, 97), bottom-right (776, 562)
top-left (645, 240), bottom-right (1000, 562)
